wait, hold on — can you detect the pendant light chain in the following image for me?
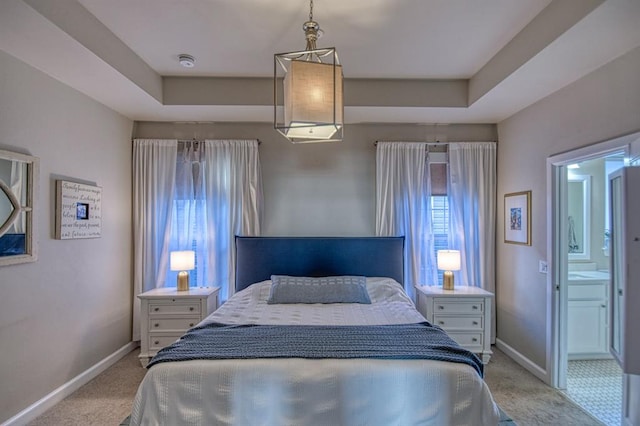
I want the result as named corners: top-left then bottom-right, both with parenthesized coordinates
top-left (304, 0), bottom-right (319, 57)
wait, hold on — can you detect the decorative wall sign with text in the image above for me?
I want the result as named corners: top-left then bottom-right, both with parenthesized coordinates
top-left (55, 180), bottom-right (102, 239)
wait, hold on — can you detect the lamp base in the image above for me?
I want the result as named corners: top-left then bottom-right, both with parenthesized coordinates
top-left (443, 271), bottom-right (454, 291)
top-left (177, 271), bottom-right (190, 291)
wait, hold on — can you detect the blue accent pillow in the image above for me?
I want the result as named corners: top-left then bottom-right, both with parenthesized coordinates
top-left (267, 275), bottom-right (371, 304)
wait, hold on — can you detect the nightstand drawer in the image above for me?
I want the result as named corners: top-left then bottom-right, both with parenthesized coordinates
top-left (149, 317), bottom-right (199, 331)
top-left (149, 302), bottom-right (200, 315)
top-left (433, 299), bottom-right (484, 314)
top-left (433, 315), bottom-right (483, 330)
top-left (148, 335), bottom-right (181, 351)
top-left (447, 331), bottom-right (483, 347)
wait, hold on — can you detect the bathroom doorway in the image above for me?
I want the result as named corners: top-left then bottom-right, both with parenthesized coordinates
top-left (563, 155), bottom-right (624, 425)
top-left (547, 138), bottom-right (632, 425)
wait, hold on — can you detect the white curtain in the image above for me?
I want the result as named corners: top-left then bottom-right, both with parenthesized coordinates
top-left (9, 160), bottom-right (25, 233)
top-left (375, 142), bottom-right (437, 299)
top-left (449, 142), bottom-right (496, 340)
top-left (203, 139), bottom-right (262, 301)
top-left (132, 139), bottom-right (262, 339)
top-left (132, 139), bottom-right (178, 341)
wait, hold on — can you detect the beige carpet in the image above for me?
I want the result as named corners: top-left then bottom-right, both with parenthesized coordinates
top-left (484, 349), bottom-right (603, 425)
top-left (28, 346), bottom-right (603, 425)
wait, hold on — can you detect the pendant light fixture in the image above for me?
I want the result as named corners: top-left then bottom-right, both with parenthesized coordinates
top-left (274, 0), bottom-right (343, 143)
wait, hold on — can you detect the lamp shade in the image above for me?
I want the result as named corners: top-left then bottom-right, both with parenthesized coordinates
top-left (275, 48), bottom-right (344, 143)
top-left (283, 60), bottom-right (343, 140)
top-left (170, 250), bottom-right (195, 271)
top-left (437, 250), bottom-right (461, 271)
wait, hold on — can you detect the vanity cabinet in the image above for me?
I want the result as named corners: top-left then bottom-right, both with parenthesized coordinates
top-left (567, 281), bottom-right (609, 359)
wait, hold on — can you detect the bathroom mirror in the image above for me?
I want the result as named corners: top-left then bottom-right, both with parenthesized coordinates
top-left (567, 174), bottom-right (591, 260)
top-left (0, 149), bottom-right (39, 266)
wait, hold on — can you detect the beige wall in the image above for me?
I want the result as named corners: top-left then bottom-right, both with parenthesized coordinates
top-left (134, 122), bottom-right (497, 236)
top-left (496, 44), bottom-right (640, 395)
top-left (0, 51), bottom-right (133, 423)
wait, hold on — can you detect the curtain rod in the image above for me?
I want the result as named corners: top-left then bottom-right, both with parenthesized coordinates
top-left (178, 139), bottom-right (261, 145)
top-left (131, 138), bottom-right (261, 145)
top-left (373, 141), bottom-right (448, 146)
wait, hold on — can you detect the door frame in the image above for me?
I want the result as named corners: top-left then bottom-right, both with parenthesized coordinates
top-left (546, 137), bottom-right (631, 388)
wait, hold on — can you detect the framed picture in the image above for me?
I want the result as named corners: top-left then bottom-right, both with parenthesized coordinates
top-left (504, 190), bottom-right (531, 245)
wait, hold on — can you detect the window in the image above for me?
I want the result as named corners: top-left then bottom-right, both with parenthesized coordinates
top-left (166, 199), bottom-right (209, 286)
top-left (164, 143), bottom-right (213, 288)
top-left (429, 154), bottom-right (450, 286)
top-left (431, 195), bottom-right (450, 286)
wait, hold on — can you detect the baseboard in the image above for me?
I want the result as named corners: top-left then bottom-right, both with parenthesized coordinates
top-left (1, 342), bottom-right (137, 426)
top-left (496, 338), bottom-right (548, 383)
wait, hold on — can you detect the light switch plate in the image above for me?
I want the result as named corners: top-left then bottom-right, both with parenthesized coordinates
top-left (539, 260), bottom-right (548, 274)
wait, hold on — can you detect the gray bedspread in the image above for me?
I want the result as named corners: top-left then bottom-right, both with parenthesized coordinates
top-left (147, 321), bottom-right (484, 377)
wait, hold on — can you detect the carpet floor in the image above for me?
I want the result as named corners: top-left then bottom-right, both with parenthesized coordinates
top-left (28, 346), bottom-right (603, 425)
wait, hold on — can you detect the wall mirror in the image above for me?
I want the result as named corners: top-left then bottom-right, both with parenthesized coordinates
top-left (0, 149), bottom-right (39, 266)
top-left (567, 174), bottom-right (591, 260)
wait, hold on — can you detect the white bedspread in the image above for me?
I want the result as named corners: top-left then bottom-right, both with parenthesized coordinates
top-left (131, 278), bottom-right (500, 425)
top-left (202, 277), bottom-right (426, 326)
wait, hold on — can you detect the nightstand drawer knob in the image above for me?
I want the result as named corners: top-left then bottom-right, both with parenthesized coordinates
top-left (154, 341), bottom-right (160, 345)
top-left (438, 305), bottom-right (444, 310)
top-left (473, 321), bottom-right (478, 325)
top-left (472, 305), bottom-right (479, 310)
top-left (189, 323), bottom-right (195, 327)
top-left (154, 307), bottom-right (159, 312)
top-left (438, 321), bottom-right (445, 325)
top-left (154, 323), bottom-right (159, 327)
top-left (190, 307), bottom-right (194, 311)
top-left (472, 338), bottom-right (478, 342)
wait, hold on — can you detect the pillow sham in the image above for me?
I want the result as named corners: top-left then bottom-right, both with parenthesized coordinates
top-left (267, 275), bottom-right (371, 304)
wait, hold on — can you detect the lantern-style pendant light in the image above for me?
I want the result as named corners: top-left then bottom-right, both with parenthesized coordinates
top-left (274, 0), bottom-right (343, 143)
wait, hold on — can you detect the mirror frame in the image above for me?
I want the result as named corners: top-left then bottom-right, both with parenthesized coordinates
top-left (0, 149), bottom-right (39, 266)
top-left (567, 174), bottom-right (591, 260)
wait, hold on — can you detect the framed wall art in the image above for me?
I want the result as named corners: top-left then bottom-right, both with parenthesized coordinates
top-left (55, 180), bottom-right (102, 239)
top-left (504, 190), bottom-right (531, 245)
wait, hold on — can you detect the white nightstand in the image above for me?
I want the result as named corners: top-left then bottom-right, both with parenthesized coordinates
top-left (414, 285), bottom-right (493, 364)
top-left (138, 286), bottom-right (219, 367)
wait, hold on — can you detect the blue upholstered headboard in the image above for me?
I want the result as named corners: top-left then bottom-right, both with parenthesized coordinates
top-left (235, 236), bottom-right (405, 292)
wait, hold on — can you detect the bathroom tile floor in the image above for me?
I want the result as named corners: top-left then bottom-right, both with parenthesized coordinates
top-left (565, 359), bottom-right (622, 425)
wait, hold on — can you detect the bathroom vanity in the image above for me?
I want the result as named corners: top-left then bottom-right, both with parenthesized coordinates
top-left (567, 270), bottom-right (610, 359)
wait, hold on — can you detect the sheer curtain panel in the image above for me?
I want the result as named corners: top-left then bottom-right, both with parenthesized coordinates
top-left (132, 139), bottom-right (177, 341)
top-left (448, 142), bottom-right (496, 340)
top-left (132, 139), bottom-right (262, 340)
top-left (203, 140), bottom-right (262, 301)
top-left (375, 142), bottom-right (437, 299)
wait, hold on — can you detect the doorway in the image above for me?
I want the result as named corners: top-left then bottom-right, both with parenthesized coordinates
top-left (547, 136), bottom-right (634, 425)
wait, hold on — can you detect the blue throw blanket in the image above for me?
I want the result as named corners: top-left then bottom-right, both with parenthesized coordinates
top-left (147, 321), bottom-right (483, 377)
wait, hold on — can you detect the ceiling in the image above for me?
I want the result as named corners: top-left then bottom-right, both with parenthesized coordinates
top-left (1, 0), bottom-right (639, 124)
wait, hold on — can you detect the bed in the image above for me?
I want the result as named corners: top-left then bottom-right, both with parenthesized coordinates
top-left (130, 236), bottom-right (500, 425)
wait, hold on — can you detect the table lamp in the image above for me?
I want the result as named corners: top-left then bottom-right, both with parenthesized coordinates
top-left (170, 250), bottom-right (195, 291)
top-left (437, 250), bottom-right (460, 291)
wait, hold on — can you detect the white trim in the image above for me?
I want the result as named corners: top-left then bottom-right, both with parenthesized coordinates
top-left (546, 132), bottom-right (636, 389)
top-left (1, 342), bottom-right (137, 426)
top-left (495, 338), bottom-right (547, 382)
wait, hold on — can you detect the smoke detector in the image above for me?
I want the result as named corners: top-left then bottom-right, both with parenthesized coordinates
top-left (178, 54), bottom-right (195, 68)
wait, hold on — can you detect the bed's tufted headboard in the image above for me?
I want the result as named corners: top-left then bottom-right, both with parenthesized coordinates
top-left (235, 236), bottom-right (405, 292)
